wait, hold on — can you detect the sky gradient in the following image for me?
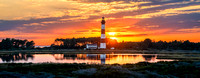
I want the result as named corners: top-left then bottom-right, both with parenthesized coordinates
top-left (0, 0), bottom-right (200, 46)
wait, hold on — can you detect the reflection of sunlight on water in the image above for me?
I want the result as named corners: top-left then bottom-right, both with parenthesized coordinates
top-left (148, 55), bottom-right (174, 63)
top-left (0, 54), bottom-right (175, 64)
top-left (53, 54), bottom-right (64, 60)
top-left (51, 54), bottom-right (174, 64)
top-left (106, 55), bottom-right (146, 64)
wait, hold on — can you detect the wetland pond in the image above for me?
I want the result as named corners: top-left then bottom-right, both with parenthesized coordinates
top-left (0, 53), bottom-right (183, 64)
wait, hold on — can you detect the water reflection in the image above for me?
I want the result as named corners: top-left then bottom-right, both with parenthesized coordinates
top-left (0, 53), bottom-right (174, 64)
top-left (0, 53), bottom-right (34, 62)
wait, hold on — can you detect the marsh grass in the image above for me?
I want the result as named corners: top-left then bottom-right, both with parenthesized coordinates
top-left (0, 61), bottom-right (200, 78)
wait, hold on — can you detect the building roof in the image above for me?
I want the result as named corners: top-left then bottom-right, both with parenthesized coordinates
top-left (86, 44), bottom-right (97, 46)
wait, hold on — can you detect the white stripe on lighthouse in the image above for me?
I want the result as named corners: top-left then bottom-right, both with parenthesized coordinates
top-left (101, 25), bottom-right (105, 29)
top-left (101, 34), bottom-right (106, 39)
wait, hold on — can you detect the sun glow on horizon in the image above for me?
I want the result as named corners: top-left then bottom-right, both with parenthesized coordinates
top-left (110, 37), bottom-right (118, 40)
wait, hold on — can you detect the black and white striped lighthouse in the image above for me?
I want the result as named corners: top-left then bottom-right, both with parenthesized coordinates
top-left (100, 17), bottom-right (106, 49)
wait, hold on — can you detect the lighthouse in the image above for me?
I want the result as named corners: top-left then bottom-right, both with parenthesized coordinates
top-left (100, 17), bottom-right (106, 49)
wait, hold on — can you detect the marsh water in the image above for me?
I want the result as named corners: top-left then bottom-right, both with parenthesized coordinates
top-left (0, 53), bottom-right (177, 64)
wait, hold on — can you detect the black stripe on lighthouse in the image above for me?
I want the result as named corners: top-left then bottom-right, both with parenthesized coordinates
top-left (101, 29), bottom-right (105, 34)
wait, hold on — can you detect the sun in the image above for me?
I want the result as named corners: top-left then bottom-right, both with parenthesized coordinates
top-left (108, 32), bottom-right (119, 41)
top-left (108, 32), bottom-right (116, 36)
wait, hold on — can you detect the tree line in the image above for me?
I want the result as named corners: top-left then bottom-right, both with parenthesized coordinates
top-left (0, 38), bottom-right (35, 50)
top-left (51, 37), bottom-right (101, 49)
top-left (116, 39), bottom-right (200, 50)
top-left (1, 37), bottom-right (199, 50)
top-left (51, 37), bottom-right (200, 50)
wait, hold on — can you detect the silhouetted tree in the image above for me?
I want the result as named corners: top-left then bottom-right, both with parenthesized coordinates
top-left (1, 38), bottom-right (13, 50)
top-left (26, 41), bottom-right (35, 49)
top-left (0, 38), bottom-right (35, 50)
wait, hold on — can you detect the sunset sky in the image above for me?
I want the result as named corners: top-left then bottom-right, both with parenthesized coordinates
top-left (0, 0), bottom-right (200, 46)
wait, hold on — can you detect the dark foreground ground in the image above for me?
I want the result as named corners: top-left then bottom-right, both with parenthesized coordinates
top-left (0, 61), bottom-right (200, 78)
